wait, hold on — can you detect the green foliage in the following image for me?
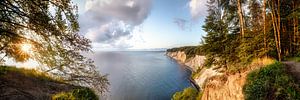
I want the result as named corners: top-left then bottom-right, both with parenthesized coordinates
top-left (201, 0), bottom-right (300, 71)
top-left (191, 67), bottom-right (203, 79)
top-left (203, 56), bottom-right (214, 68)
top-left (286, 57), bottom-right (300, 62)
top-left (243, 62), bottom-right (300, 100)
top-left (167, 46), bottom-right (204, 59)
top-left (0, 0), bottom-right (86, 64)
top-left (197, 91), bottom-right (203, 100)
top-left (52, 92), bottom-right (75, 100)
top-left (0, 66), bottom-right (8, 76)
top-left (296, 52), bottom-right (300, 57)
top-left (0, 0), bottom-right (109, 93)
top-left (172, 87), bottom-right (198, 100)
top-left (52, 87), bottom-right (98, 100)
top-left (201, 0), bottom-right (241, 69)
top-left (237, 33), bottom-right (266, 65)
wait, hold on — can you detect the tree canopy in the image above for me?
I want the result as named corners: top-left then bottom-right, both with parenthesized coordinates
top-left (202, 0), bottom-right (300, 71)
top-left (0, 0), bottom-right (108, 93)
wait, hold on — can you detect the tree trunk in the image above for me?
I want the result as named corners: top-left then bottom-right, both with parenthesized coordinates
top-left (270, 0), bottom-right (282, 61)
top-left (293, 0), bottom-right (299, 53)
top-left (271, 12), bottom-right (280, 61)
top-left (277, 0), bottom-right (281, 61)
top-left (276, 0), bottom-right (281, 61)
top-left (294, 17), bottom-right (296, 49)
top-left (296, 16), bottom-right (299, 51)
top-left (237, 0), bottom-right (245, 37)
top-left (263, 0), bottom-right (267, 53)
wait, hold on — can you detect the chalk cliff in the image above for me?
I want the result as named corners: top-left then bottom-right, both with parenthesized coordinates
top-left (167, 51), bottom-right (273, 100)
top-left (166, 51), bottom-right (222, 90)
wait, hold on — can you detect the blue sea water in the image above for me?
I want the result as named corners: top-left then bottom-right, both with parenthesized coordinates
top-left (89, 51), bottom-right (192, 100)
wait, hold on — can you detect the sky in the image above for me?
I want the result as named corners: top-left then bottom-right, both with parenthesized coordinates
top-left (73, 0), bottom-right (209, 50)
top-left (4, 0), bottom-right (209, 68)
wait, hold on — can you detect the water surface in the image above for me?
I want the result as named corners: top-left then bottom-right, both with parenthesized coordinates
top-left (90, 51), bottom-right (192, 100)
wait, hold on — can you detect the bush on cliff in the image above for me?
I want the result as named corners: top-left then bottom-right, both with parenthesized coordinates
top-left (52, 87), bottom-right (98, 100)
top-left (172, 87), bottom-right (198, 100)
top-left (243, 62), bottom-right (300, 100)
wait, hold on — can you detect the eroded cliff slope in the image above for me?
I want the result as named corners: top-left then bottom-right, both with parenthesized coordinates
top-left (167, 51), bottom-right (274, 100)
top-left (166, 51), bottom-right (222, 90)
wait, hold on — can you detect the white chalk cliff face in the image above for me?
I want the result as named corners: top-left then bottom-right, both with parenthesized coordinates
top-left (167, 51), bottom-right (274, 100)
top-left (166, 51), bottom-right (222, 89)
top-left (166, 51), bottom-right (205, 72)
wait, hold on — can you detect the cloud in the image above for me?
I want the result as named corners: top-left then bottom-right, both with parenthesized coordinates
top-left (173, 18), bottom-right (188, 30)
top-left (91, 26), bottom-right (146, 50)
top-left (84, 21), bottom-right (132, 43)
top-left (79, 0), bottom-right (152, 49)
top-left (188, 0), bottom-right (208, 20)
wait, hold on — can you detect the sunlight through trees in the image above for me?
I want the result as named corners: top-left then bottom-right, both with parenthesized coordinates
top-left (0, 0), bottom-right (108, 94)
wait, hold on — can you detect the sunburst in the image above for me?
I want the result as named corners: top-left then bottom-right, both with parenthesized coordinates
top-left (20, 43), bottom-right (33, 54)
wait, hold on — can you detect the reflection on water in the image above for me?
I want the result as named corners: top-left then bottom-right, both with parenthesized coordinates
top-left (89, 51), bottom-right (191, 100)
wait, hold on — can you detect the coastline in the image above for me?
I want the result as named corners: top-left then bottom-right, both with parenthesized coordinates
top-left (165, 52), bottom-right (201, 91)
top-left (189, 77), bottom-right (200, 91)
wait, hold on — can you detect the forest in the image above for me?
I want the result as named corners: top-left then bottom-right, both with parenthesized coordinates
top-left (200, 0), bottom-right (300, 71)
top-left (171, 0), bottom-right (300, 99)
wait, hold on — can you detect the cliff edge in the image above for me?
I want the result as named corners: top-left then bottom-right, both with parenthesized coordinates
top-left (167, 51), bottom-right (274, 100)
top-left (166, 51), bottom-right (222, 90)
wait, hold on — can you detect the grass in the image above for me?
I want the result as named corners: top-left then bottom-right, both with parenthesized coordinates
top-left (251, 57), bottom-right (275, 66)
top-left (52, 87), bottom-right (98, 100)
top-left (286, 57), bottom-right (300, 62)
top-left (243, 62), bottom-right (300, 100)
top-left (0, 66), bottom-right (63, 82)
top-left (1, 66), bottom-right (99, 99)
top-left (227, 57), bottom-right (275, 73)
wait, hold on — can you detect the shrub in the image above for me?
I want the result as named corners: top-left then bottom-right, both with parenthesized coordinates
top-left (172, 87), bottom-right (198, 100)
top-left (243, 62), bottom-right (300, 100)
top-left (52, 87), bottom-right (98, 100)
top-left (295, 51), bottom-right (300, 57)
top-left (286, 57), bottom-right (300, 62)
top-left (52, 92), bottom-right (75, 100)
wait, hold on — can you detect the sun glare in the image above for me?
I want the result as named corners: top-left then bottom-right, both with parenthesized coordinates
top-left (21, 43), bottom-right (32, 54)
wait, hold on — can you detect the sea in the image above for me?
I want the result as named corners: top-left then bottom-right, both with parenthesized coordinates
top-left (88, 51), bottom-right (192, 100)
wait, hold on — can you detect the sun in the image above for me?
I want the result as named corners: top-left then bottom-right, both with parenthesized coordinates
top-left (21, 43), bottom-right (32, 54)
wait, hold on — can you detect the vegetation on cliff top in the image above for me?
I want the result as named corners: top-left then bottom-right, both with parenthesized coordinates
top-left (169, 0), bottom-right (300, 72)
top-left (201, 0), bottom-right (300, 71)
top-left (167, 46), bottom-right (204, 59)
top-left (171, 0), bottom-right (300, 99)
top-left (243, 62), bottom-right (300, 100)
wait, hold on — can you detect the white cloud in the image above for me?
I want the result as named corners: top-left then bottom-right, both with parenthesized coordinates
top-left (90, 26), bottom-right (146, 50)
top-left (79, 0), bottom-right (152, 50)
top-left (126, 0), bottom-right (136, 8)
top-left (189, 0), bottom-right (208, 20)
